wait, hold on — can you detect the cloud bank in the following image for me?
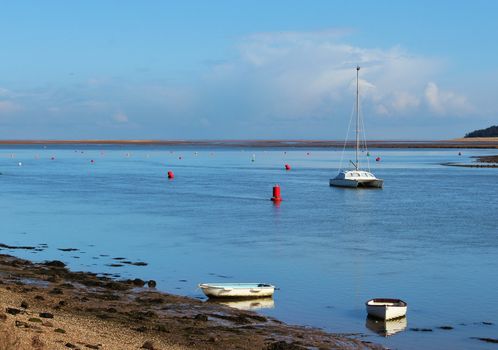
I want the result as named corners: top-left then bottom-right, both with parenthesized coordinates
top-left (0, 29), bottom-right (489, 139)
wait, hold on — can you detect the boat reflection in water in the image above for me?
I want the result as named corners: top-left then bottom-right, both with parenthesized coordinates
top-left (208, 297), bottom-right (275, 311)
top-left (365, 316), bottom-right (407, 337)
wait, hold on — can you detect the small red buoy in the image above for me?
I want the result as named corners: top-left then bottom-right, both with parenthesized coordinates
top-left (285, 164), bottom-right (291, 171)
top-left (271, 184), bottom-right (282, 202)
top-left (168, 171), bottom-right (174, 179)
top-left (376, 157), bottom-right (381, 162)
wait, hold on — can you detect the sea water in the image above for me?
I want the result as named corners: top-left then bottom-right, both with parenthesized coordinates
top-left (1, 145), bottom-right (497, 350)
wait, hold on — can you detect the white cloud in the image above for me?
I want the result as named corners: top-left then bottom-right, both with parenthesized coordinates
top-left (0, 100), bottom-right (21, 114)
top-left (391, 91), bottom-right (420, 111)
top-left (0, 88), bottom-right (11, 96)
top-left (112, 112), bottom-right (129, 123)
top-left (0, 29), bottom-right (485, 139)
top-left (205, 30), bottom-right (451, 121)
top-left (424, 82), bottom-right (472, 115)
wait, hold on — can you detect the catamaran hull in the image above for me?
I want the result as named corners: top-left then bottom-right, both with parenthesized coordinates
top-left (330, 179), bottom-right (383, 188)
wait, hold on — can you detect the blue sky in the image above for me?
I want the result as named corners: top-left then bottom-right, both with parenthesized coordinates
top-left (0, 0), bottom-right (497, 139)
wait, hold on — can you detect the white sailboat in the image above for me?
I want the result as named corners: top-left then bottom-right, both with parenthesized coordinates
top-left (330, 66), bottom-right (383, 188)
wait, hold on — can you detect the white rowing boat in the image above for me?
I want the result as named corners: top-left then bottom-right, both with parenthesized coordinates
top-left (198, 283), bottom-right (275, 299)
top-left (366, 298), bottom-right (407, 320)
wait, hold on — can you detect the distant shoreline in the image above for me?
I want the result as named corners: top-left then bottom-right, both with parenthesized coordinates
top-left (0, 138), bottom-right (497, 148)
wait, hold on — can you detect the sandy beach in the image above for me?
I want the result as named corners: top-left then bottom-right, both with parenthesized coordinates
top-left (0, 253), bottom-right (382, 350)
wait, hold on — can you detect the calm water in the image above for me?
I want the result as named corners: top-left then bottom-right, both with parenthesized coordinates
top-left (1, 145), bottom-right (497, 350)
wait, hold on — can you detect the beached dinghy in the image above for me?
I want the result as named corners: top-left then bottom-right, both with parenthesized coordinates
top-left (198, 283), bottom-right (275, 299)
top-left (366, 298), bottom-right (407, 320)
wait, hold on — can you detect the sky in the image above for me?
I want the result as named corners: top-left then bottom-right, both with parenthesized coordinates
top-left (0, 0), bottom-right (497, 140)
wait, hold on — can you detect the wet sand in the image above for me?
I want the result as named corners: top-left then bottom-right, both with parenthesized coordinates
top-left (0, 139), bottom-right (497, 148)
top-left (0, 254), bottom-right (382, 350)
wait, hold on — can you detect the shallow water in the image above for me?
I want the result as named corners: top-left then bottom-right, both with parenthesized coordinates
top-left (1, 145), bottom-right (497, 350)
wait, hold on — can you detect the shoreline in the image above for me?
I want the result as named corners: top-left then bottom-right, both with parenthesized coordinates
top-left (0, 139), bottom-right (497, 149)
top-left (0, 253), bottom-right (382, 350)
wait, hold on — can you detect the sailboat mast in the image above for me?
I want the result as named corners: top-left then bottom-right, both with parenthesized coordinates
top-left (355, 66), bottom-right (360, 170)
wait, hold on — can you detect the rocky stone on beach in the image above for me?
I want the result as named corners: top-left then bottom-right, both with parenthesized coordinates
top-left (44, 260), bottom-right (66, 268)
top-left (265, 341), bottom-right (305, 350)
top-left (15, 320), bottom-right (30, 328)
top-left (6, 307), bottom-right (22, 315)
top-left (141, 341), bottom-right (155, 349)
top-left (147, 280), bottom-right (157, 288)
top-left (129, 278), bottom-right (146, 287)
top-left (39, 312), bottom-right (54, 318)
top-left (49, 287), bottom-right (64, 295)
top-left (194, 314), bottom-right (208, 321)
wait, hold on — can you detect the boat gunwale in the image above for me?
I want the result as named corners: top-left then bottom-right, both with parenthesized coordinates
top-left (198, 283), bottom-right (275, 290)
top-left (366, 298), bottom-right (407, 307)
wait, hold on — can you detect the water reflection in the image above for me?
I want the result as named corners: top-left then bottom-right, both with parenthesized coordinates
top-left (209, 298), bottom-right (275, 311)
top-left (365, 316), bottom-right (407, 337)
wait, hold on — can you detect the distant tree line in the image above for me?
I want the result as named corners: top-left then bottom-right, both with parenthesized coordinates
top-left (465, 125), bottom-right (498, 138)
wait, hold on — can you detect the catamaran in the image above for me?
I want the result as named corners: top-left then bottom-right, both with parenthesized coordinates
top-left (330, 66), bottom-right (383, 188)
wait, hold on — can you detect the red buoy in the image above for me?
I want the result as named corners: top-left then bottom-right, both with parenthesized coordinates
top-left (285, 164), bottom-right (291, 171)
top-left (376, 157), bottom-right (381, 162)
top-left (271, 184), bottom-right (282, 202)
top-left (168, 171), bottom-right (174, 179)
